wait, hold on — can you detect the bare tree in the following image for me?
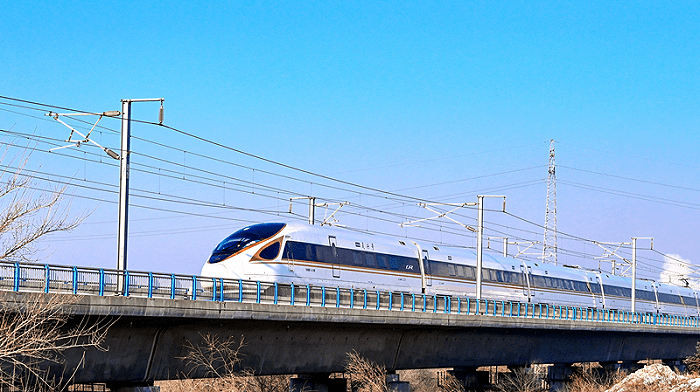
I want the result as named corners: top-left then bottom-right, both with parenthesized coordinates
top-left (0, 293), bottom-right (112, 390)
top-left (0, 142), bottom-right (84, 263)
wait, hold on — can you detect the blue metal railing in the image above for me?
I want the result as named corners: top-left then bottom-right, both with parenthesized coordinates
top-left (1, 260), bottom-right (698, 328)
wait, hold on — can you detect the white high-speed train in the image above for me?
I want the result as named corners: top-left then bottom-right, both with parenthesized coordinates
top-left (200, 222), bottom-right (698, 316)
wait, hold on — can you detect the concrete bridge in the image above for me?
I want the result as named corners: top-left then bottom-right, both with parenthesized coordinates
top-left (2, 262), bottom-right (700, 391)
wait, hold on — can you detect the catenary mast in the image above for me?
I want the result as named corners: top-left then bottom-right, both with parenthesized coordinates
top-left (542, 139), bottom-right (557, 264)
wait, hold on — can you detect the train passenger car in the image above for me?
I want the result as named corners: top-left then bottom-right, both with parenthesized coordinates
top-left (201, 222), bottom-right (698, 317)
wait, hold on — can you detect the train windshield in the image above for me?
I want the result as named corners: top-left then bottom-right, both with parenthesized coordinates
top-left (208, 223), bottom-right (286, 264)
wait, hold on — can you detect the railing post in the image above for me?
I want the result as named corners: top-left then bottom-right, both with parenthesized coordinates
top-left (349, 288), bottom-right (353, 308)
top-left (412, 293), bottom-right (416, 312)
top-left (433, 294), bottom-right (437, 313)
top-left (376, 291), bottom-right (380, 310)
top-left (211, 278), bottom-right (217, 302)
top-left (422, 294), bottom-right (427, 312)
top-left (44, 265), bottom-right (50, 294)
top-left (363, 289), bottom-right (367, 310)
top-left (170, 274), bottom-right (175, 299)
top-left (274, 283), bottom-right (279, 305)
top-left (401, 292), bottom-right (405, 311)
top-left (13, 262), bottom-right (20, 292)
top-left (291, 283), bottom-right (295, 305)
top-left (148, 272), bottom-right (154, 299)
top-left (192, 276), bottom-right (197, 300)
top-left (336, 287), bottom-right (340, 308)
top-left (256, 281), bottom-right (261, 304)
top-left (238, 279), bottom-right (243, 302)
top-left (72, 266), bottom-right (78, 294)
top-left (466, 298), bottom-right (470, 315)
top-left (124, 270), bottom-right (130, 297)
top-left (389, 292), bottom-right (393, 310)
top-left (321, 286), bottom-right (326, 307)
top-left (99, 269), bottom-right (105, 296)
top-left (306, 284), bottom-right (311, 306)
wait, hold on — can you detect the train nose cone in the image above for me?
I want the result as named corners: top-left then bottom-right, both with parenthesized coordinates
top-left (200, 262), bottom-right (228, 278)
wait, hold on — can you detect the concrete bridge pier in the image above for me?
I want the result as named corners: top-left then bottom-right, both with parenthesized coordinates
top-left (385, 373), bottom-right (409, 392)
top-left (546, 363), bottom-right (573, 392)
top-left (449, 367), bottom-right (490, 390)
top-left (289, 373), bottom-right (347, 392)
top-left (664, 359), bottom-right (687, 373)
top-left (601, 361), bottom-right (643, 374)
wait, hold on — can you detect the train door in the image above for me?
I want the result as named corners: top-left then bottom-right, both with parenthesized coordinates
top-left (285, 236), bottom-right (295, 272)
top-left (652, 283), bottom-right (661, 314)
top-left (595, 275), bottom-right (605, 309)
top-left (520, 264), bottom-right (532, 301)
top-left (329, 236), bottom-right (340, 278)
top-left (422, 250), bottom-right (432, 286)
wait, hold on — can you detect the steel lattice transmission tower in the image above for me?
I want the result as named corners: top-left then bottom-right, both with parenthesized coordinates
top-left (542, 139), bottom-right (557, 264)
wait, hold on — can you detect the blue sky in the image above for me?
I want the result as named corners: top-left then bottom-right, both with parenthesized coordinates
top-left (1, 2), bottom-right (699, 282)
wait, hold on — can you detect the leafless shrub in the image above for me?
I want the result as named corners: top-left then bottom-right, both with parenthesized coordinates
top-left (0, 293), bottom-right (112, 391)
top-left (345, 351), bottom-right (388, 392)
top-left (493, 365), bottom-right (547, 392)
top-left (684, 342), bottom-right (700, 374)
top-left (439, 372), bottom-right (466, 392)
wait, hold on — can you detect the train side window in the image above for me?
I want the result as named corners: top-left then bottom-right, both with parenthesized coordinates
top-left (352, 252), bottom-right (365, 266)
top-left (465, 266), bottom-right (475, 279)
top-left (259, 242), bottom-right (281, 260)
top-left (455, 265), bottom-right (464, 278)
top-left (366, 252), bottom-right (379, 267)
top-left (304, 244), bottom-right (317, 261)
top-left (532, 275), bottom-right (546, 288)
top-left (365, 253), bottom-right (377, 268)
top-left (388, 256), bottom-right (399, 270)
top-left (316, 245), bottom-right (330, 262)
top-left (377, 254), bottom-right (389, 269)
top-left (448, 264), bottom-right (456, 276)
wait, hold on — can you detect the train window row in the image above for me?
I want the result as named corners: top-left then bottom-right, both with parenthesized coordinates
top-left (531, 275), bottom-right (589, 293)
top-left (283, 241), bottom-right (419, 272)
top-left (282, 241), bottom-right (693, 307)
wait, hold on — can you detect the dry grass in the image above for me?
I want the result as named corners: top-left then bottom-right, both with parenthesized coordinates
top-left (567, 366), bottom-right (624, 392)
top-left (157, 375), bottom-right (289, 392)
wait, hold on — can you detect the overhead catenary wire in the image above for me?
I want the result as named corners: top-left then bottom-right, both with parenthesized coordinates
top-left (1, 95), bottom-right (697, 277)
